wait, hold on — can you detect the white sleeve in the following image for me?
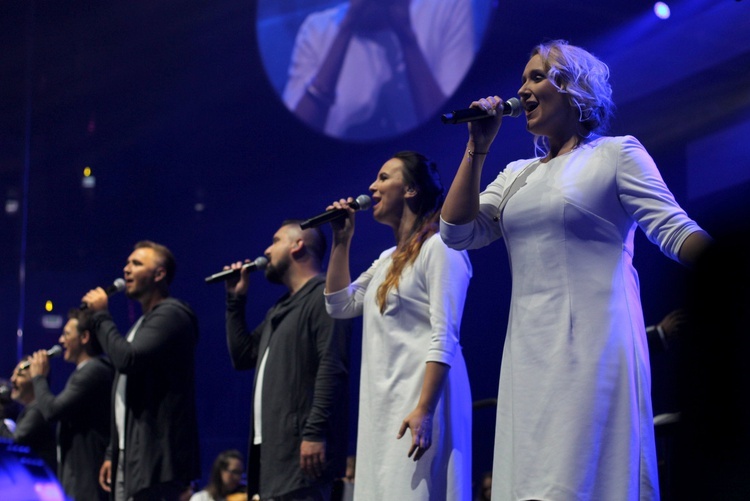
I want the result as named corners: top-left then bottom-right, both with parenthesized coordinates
top-left (324, 252), bottom-right (384, 319)
top-left (439, 168), bottom-right (508, 250)
top-left (418, 236), bottom-right (472, 366)
top-left (616, 135), bottom-right (703, 262)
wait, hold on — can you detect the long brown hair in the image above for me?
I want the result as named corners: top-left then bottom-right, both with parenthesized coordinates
top-left (206, 449), bottom-right (245, 498)
top-left (376, 151), bottom-right (444, 313)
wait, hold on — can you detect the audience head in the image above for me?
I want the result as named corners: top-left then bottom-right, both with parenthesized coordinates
top-left (206, 449), bottom-right (245, 498)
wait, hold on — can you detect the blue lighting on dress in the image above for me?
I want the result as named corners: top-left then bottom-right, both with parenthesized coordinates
top-left (654, 2), bottom-right (671, 19)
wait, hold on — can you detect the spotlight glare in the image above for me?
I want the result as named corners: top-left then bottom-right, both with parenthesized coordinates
top-left (5, 199), bottom-right (19, 214)
top-left (83, 166), bottom-right (92, 177)
top-left (654, 2), bottom-right (670, 19)
top-left (45, 300), bottom-right (53, 312)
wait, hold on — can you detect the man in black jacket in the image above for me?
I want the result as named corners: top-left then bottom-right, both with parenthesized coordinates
top-left (82, 240), bottom-right (200, 501)
top-left (30, 308), bottom-right (114, 501)
top-left (224, 220), bottom-right (350, 500)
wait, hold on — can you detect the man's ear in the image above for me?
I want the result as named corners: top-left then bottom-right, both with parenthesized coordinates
top-left (80, 330), bottom-right (91, 346)
top-left (154, 266), bottom-right (167, 283)
top-left (290, 239), bottom-right (305, 258)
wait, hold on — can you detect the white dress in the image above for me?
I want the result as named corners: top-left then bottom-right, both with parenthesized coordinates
top-left (440, 136), bottom-right (703, 501)
top-left (326, 234), bottom-right (473, 500)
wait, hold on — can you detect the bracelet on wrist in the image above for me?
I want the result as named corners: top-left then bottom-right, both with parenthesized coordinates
top-left (467, 148), bottom-right (489, 158)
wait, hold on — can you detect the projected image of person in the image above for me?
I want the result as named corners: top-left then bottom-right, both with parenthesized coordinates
top-left (283, 0), bottom-right (473, 140)
top-left (325, 151), bottom-right (472, 499)
top-left (440, 40), bottom-right (712, 500)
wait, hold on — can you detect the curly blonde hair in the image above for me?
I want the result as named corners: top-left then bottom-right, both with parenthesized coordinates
top-left (531, 40), bottom-right (615, 154)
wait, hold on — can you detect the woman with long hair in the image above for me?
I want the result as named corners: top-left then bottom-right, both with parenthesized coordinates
top-left (190, 450), bottom-right (246, 501)
top-left (325, 151), bottom-right (473, 500)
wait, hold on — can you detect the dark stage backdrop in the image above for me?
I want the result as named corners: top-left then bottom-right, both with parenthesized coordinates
top-left (1, 0), bottom-right (748, 493)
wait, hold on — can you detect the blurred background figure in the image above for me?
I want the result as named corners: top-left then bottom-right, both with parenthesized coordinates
top-left (0, 377), bottom-right (21, 432)
top-left (190, 449), bottom-right (247, 501)
top-left (0, 357), bottom-right (57, 470)
top-left (673, 226), bottom-right (750, 501)
top-left (332, 455), bottom-right (356, 501)
top-left (647, 309), bottom-right (687, 350)
top-left (474, 471), bottom-right (491, 501)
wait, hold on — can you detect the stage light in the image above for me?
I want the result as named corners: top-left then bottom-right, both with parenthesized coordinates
top-left (41, 315), bottom-right (63, 330)
top-left (81, 166), bottom-right (96, 188)
top-left (45, 300), bottom-right (53, 312)
top-left (4, 198), bottom-right (19, 215)
top-left (654, 2), bottom-right (671, 19)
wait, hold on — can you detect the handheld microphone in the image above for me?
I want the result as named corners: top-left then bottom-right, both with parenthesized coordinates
top-left (299, 194), bottom-right (372, 230)
top-left (204, 256), bottom-right (268, 284)
top-left (441, 97), bottom-right (523, 124)
top-left (80, 278), bottom-right (126, 310)
top-left (19, 345), bottom-right (63, 370)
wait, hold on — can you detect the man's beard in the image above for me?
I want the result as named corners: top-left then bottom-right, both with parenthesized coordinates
top-left (264, 256), bottom-right (290, 285)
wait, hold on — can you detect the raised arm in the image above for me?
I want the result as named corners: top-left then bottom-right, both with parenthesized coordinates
top-left (442, 96), bottom-right (506, 224)
top-left (325, 198), bottom-right (357, 294)
top-left (290, 0), bottom-right (370, 129)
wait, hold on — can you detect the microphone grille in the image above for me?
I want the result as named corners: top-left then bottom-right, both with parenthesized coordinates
top-left (506, 97), bottom-right (523, 118)
top-left (254, 256), bottom-right (269, 269)
top-left (355, 194), bottom-right (372, 211)
top-left (113, 278), bottom-right (126, 292)
top-left (47, 345), bottom-right (63, 358)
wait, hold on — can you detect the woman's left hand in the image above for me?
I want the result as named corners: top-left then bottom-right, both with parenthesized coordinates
top-left (397, 407), bottom-right (434, 461)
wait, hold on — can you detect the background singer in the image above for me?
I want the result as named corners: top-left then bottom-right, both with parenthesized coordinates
top-left (222, 220), bottom-right (350, 500)
top-left (325, 151), bottom-right (472, 500)
top-left (82, 240), bottom-right (200, 501)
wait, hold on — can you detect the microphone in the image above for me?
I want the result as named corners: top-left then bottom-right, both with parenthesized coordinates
top-left (441, 97), bottom-right (523, 124)
top-left (19, 345), bottom-right (63, 370)
top-left (204, 256), bottom-right (268, 284)
top-left (80, 278), bottom-right (126, 310)
top-left (299, 194), bottom-right (372, 230)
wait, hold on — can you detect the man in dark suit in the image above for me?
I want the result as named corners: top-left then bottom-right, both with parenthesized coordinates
top-left (30, 308), bottom-right (114, 500)
top-left (224, 220), bottom-right (350, 500)
top-left (82, 240), bottom-right (201, 501)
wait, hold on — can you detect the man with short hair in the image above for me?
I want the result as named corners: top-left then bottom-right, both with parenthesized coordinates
top-left (82, 240), bottom-right (200, 501)
top-left (30, 308), bottom-right (114, 501)
top-left (0, 356), bottom-right (57, 470)
top-left (224, 221), bottom-right (350, 500)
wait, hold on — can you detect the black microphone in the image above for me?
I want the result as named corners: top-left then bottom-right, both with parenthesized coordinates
top-left (204, 256), bottom-right (268, 284)
top-left (80, 278), bottom-right (126, 310)
top-left (19, 345), bottom-right (63, 370)
top-left (299, 194), bottom-right (372, 230)
top-left (441, 97), bottom-right (523, 124)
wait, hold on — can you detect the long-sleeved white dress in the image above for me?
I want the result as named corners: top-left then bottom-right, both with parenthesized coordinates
top-left (440, 136), bottom-right (703, 501)
top-left (325, 234), bottom-right (473, 500)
